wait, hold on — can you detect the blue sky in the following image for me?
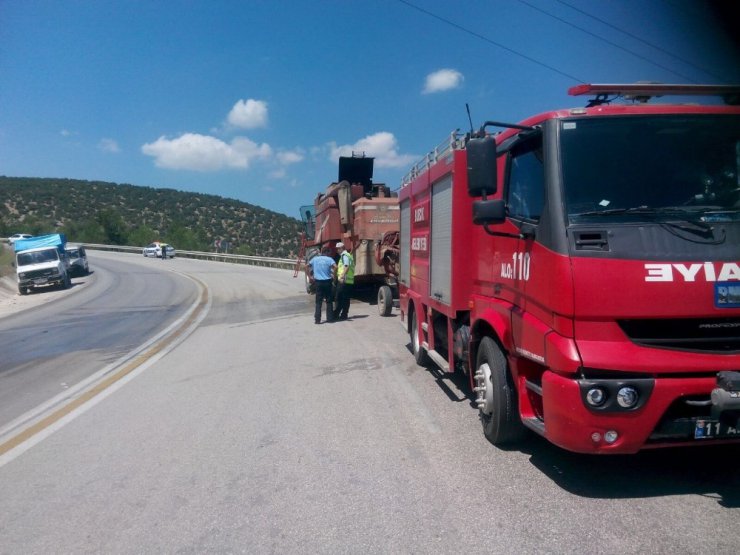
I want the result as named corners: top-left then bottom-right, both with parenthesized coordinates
top-left (1, 0), bottom-right (738, 217)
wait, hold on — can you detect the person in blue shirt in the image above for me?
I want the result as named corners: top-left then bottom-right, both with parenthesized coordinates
top-left (308, 246), bottom-right (337, 324)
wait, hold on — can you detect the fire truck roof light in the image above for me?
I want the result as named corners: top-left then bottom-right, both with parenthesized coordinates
top-left (568, 83), bottom-right (740, 104)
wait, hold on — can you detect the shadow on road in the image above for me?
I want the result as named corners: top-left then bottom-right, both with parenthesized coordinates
top-left (406, 342), bottom-right (740, 508)
top-left (522, 440), bottom-right (739, 508)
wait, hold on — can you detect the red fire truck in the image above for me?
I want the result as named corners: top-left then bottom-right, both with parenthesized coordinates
top-left (398, 83), bottom-right (740, 454)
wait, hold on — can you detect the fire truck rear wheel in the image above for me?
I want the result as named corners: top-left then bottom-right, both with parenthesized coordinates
top-left (377, 285), bottom-right (393, 316)
top-left (475, 337), bottom-right (525, 446)
top-left (410, 310), bottom-right (430, 366)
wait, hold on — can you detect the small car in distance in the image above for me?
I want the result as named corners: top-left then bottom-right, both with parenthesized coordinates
top-left (8, 233), bottom-right (33, 245)
top-left (142, 242), bottom-right (176, 258)
top-left (65, 244), bottom-right (89, 276)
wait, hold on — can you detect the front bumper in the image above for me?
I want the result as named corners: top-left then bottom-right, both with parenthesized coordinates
top-left (541, 371), bottom-right (740, 454)
top-left (19, 273), bottom-right (65, 287)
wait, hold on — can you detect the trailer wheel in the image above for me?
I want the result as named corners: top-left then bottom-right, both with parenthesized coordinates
top-left (410, 310), bottom-right (430, 366)
top-left (475, 337), bottom-right (525, 446)
top-left (377, 285), bottom-right (393, 316)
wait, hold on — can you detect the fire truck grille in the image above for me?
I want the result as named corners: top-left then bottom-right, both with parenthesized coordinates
top-left (618, 317), bottom-right (740, 353)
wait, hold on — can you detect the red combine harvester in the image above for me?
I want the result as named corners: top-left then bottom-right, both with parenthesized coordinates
top-left (398, 83), bottom-right (740, 454)
top-left (296, 154), bottom-right (401, 315)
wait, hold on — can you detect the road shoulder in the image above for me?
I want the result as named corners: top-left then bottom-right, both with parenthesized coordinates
top-left (0, 274), bottom-right (78, 319)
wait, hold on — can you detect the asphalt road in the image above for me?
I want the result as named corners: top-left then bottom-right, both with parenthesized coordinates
top-left (0, 251), bottom-right (737, 554)
top-left (0, 251), bottom-right (197, 429)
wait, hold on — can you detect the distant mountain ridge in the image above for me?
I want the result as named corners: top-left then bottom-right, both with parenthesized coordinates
top-left (0, 176), bottom-right (301, 258)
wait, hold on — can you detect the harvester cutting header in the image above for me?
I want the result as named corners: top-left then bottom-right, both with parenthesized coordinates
top-left (295, 154), bottom-right (400, 315)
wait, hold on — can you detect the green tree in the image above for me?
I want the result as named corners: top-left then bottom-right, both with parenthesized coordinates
top-left (165, 222), bottom-right (203, 251)
top-left (65, 218), bottom-right (106, 243)
top-left (97, 209), bottom-right (127, 245)
top-left (127, 224), bottom-right (158, 247)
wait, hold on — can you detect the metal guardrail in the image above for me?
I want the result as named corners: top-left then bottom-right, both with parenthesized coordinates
top-left (81, 243), bottom-right (301, 271)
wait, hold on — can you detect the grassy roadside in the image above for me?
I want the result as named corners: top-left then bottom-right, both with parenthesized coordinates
top-left (0, 243), bottom-right (13, 278)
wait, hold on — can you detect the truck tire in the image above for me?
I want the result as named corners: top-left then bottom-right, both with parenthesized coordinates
top-left (377, 285), bottom-right (393, 316)
top-left (63, 273), bottom-right (72, 289)
top-left (18, 286), bottom-right (27, 296)
top-left (410, 310), bottom-right (430, 366)
top-left (475, 337), bottom-right (525, 446)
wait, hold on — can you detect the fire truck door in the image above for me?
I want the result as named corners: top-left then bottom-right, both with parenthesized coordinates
top-left (503, 136), bottom-right (545, 358)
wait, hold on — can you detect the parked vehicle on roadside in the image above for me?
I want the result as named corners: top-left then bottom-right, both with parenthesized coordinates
top-left (65, 244), bottom-right (89, 276)
top-left (399, 83), bottom-right (740, 455)
top-left (295, 154), bottom-right (400, 314)
top-left (143, 242), bottom-right (175, 258)
top-left (14, 233), bottom-right (72, 295)
top-left (8, 233), bottom-right (33, 245)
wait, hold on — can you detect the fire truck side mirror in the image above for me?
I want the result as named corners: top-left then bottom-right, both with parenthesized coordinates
top-left (472, 199), bottom-right (506, 226)
top-left (466, 136), bottom-right (497, 197)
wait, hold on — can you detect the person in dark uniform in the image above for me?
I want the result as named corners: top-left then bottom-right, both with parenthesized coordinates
top-left (308, 246), bottom-right (337, 324)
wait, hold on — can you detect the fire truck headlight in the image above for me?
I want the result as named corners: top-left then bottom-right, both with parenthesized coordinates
top-left (617, 386), bottom-right (639, 408)
top-left (586, 387), bottom-right (607, 407)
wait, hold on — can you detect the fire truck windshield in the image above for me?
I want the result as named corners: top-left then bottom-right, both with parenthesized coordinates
top-left (561, 115), bottom-right (740, 223)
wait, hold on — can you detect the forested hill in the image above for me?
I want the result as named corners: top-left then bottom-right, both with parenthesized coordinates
top-left (0, 176), bottom-right (302, 257)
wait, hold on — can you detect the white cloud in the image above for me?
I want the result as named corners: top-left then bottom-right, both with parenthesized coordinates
top-left (141, 133), bottom-right (271, 171)
top-left (98, 138), bottom-right (120, 153)
top-left (328, 132), bottom-right (416, 169)
top-left (267, 149), bottom-right (305, 179)
top-left (422, 68), bottom-right (464, 94)
top-left (277, 149), bottom-right (304, 165)
top-left (227, 99), bottom-right (268, 129)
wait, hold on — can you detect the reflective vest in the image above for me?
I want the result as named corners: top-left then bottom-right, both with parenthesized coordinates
top-left (337, 251), bottom-right (355, 284)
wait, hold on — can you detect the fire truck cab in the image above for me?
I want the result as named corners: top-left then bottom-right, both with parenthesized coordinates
top-left (398, 84), bottom-right (740, 454)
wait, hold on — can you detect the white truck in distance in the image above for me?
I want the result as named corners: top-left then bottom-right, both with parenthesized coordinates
top-left (14, 233), bottom-right (72, 295)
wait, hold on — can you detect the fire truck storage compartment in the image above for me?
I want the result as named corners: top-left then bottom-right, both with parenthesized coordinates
top-left (430, 175), bottom-right (452, 305)
top-left (400, 200), bottom-right (411, 287)
top-left (401, 140), bottom-right (476, 313)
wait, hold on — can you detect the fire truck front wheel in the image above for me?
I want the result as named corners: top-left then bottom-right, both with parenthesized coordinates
top-left (475, 337), bottom-right (525, 446)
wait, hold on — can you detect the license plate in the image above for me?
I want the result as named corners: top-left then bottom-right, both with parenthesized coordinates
top-left (715, 282), bottom-right (740, 308)
top-left (33, 278), bottom-right (48, 285)
top-left (694, 419), bottom-right (740, 439)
